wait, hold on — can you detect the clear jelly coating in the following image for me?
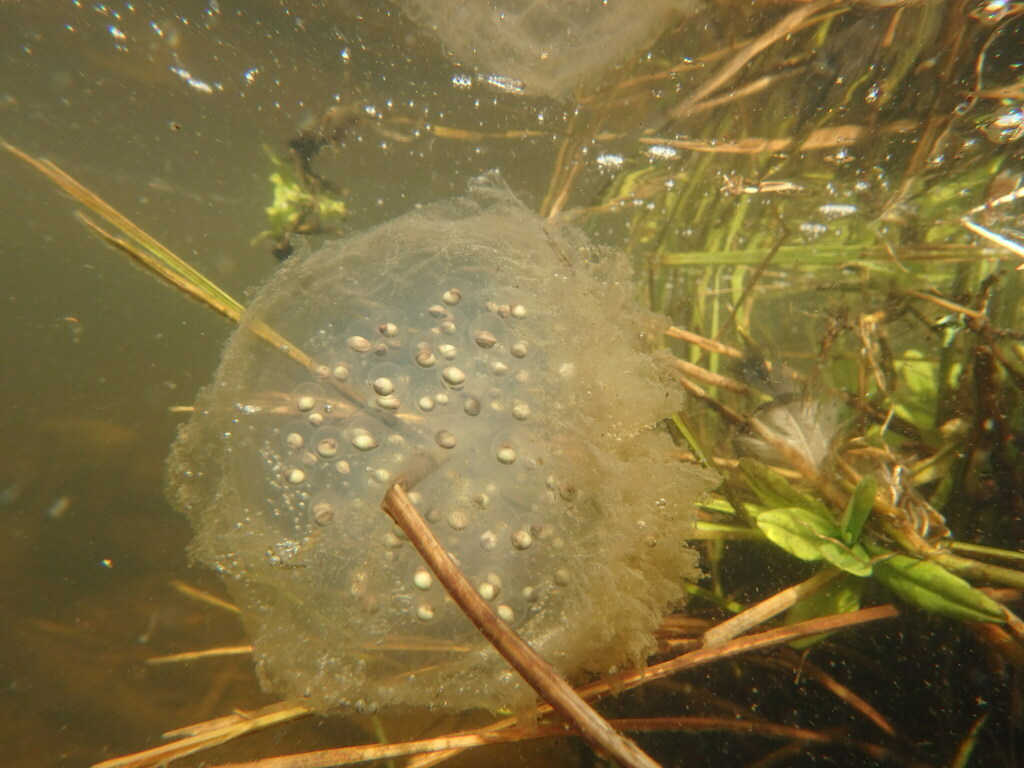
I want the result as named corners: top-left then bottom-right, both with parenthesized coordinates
top-left (398, 0), bottom-right (699, 100)
top-left (167, 175), bottom-right (715, 713)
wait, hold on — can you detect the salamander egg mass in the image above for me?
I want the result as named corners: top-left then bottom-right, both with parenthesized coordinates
top-left (167, 178), bottom-right (716, 713)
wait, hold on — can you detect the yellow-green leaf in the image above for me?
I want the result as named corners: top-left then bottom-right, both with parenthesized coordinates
top-left (755, 507), bottom-right (840, 562)
top-left (840, 475), bottom-right (876, 545)
top-left (819, 540), bottom-right (873, 577)
top-left (739, 459), bottom-right (832, 522)
top-left (787, 573), bottom-right (864, 649)
top-left (872, 552), bottom-right (1005, 623)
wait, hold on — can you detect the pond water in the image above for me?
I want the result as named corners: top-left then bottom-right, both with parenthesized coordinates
top-left (1, 2), bottom-right (1022, 767)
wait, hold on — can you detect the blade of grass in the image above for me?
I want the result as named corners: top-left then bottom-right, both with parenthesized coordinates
top-left (3, 139), bottom-right (244, 321)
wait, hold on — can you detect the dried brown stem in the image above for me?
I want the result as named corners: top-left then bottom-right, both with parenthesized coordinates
top-left (380, 484), bottom-right (664, 768)
top-left (673, 357), bottom-right (751, 394)
top-left (666, 326), bottom-right (744, 359)
top-left (407, 604), bottom-right (901, 768)
top-left (702, 569), bottom-right (842, 647)
top-left (669, 0), bottom-right (839, 118)
top-left (210, 715), bottom-right (909, 768)
top-left (91, 703), bottom-right (311, 768)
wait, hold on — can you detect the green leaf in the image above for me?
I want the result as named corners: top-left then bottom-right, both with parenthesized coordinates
top-left (756, 506), bottom-right (873, 576)
top-left (819, 541), bottom-right (873, 577)
top-left (739, 459), bottom-right (832, 521)
top-left (840, 475), bottom-right (876, 545)
top-left (755, 507), bottom-right (840, 562)
top-left (893, 350), bottom-right (938, 431)
top-left (787, 573), bottom-right (864, 649)
top-left (871, 551), bottom-right (1005, 623)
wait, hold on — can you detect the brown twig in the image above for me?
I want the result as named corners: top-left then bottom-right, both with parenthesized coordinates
top-left (380, 484), bottom-right (664, 768)
top-left (702, 569), bottom-right (842, 647)
top-left (209, 715), bottom-right (912, 768)
top-left (407, 604), bottom-right (901, 768)
top-left (91, 703), bottom-right (311, 768)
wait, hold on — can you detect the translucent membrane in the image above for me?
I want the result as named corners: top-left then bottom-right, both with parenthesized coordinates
top-left (398, 0), bottom-right (699, 100)
top-left (167, 176), bottom-right (715, 713)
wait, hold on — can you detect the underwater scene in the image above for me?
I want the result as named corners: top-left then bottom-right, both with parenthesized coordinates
top-left (1, 2), bottom-right (1023, 767)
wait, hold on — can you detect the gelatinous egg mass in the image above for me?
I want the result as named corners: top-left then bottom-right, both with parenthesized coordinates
top-left (397, 0), bottom-right (699, 100)
top-left (167, 177), bottom-right (716, 713)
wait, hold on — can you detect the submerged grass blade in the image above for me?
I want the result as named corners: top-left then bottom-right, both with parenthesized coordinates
top-left (2, 140), bottom-right (331, 382)
top-left (2, 139), bottom-right (245, 322)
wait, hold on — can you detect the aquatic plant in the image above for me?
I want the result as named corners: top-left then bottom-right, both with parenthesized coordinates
top-left (4, 0), bottom-right (1023, 766)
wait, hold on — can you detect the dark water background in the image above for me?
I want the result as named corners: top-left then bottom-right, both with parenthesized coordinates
top-left (1, 2), bottom-right (1022, 767)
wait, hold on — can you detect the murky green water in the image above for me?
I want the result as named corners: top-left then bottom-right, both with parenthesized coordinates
top-left (2, 2), bottom-right (1022, 767)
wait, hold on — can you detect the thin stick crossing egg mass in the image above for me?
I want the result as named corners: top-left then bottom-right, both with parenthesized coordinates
top-left (167, 176), bottom-right (716, 713)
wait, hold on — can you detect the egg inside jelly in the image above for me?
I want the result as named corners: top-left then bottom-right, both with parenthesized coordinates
top-left (167, 176), bottom-right (716, 713)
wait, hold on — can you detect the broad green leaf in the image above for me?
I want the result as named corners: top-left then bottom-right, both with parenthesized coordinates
top-left (739, 459), bottom-right (832, 523)
top-left (840, 475), bottom-right (876, 545)
top-left (757, 507), bottom-right (873, 576)
top-left (787, 573), bottom-right (864, 649)
top-left (819, 540), bottom-right (873, 577)
top-left (893, 350), bottom-right (938, 431)
top-left (755, 507), bottom-right (840, 562)
top-left (871, 551), bottom-right (1005, 623)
